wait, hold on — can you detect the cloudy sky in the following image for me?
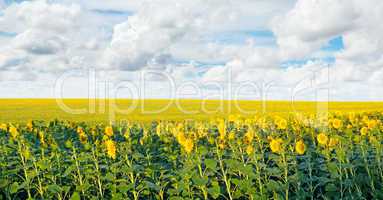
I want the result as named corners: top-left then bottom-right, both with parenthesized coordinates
top-left (0, 0), bottom-right (382, 100)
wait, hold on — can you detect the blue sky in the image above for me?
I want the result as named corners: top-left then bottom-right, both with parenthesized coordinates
top-left (0, 0), bottom-right (382, 100)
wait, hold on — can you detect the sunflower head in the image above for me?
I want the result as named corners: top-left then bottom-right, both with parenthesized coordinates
top-left (104, 126), bottom-right (114, 137)
top-left (317, 133), bottom-right (328, 145)
top-left (79, 132), bottom-right (88, 144)
top-left (26, 121), bottom-right (33, 131)
top-left (177, 131), bottom-right (186, 146)
top-left (218, 121), bottom-right (226, 139)
top-left (270, 138), bottom-right (283, 154)
top-left (105, 140), bottom-right (116, 159)
top-left (328, 137), bottom-right (339, 147)
top-left (184, 138), bottom-right (194, 154)
top-left (0, 123), bottom-right (7, 131)
top-left (295, 140), bottom-right (306, 155)
top-left (367, 120), bottom-right (377, 129)
top-left (77, 127), bottom-right (84, 134)
top-left (332, 119), bottom-right (342, 129)
top-left (228, 131), bottom-right (235, 140)
top-left (243, 128), bottom-right (254, 144)
top-left (277, 119), bottom-right (287, 130)
top-left (246, 145), bottom-right (254, 155)
top-left (360, 127), bottom-right (368, 136)
top-left (9, 126), bottom-right (19, 140)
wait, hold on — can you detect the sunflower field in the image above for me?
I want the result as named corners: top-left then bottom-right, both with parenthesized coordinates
top-left (1, 111), bottom-right (383, 199)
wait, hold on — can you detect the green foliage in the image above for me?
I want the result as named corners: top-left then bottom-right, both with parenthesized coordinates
top-left (0, 111), bottom-right (383, 199)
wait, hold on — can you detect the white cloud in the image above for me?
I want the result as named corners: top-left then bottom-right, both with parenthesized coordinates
top-left (333, 1), bottom-right (383, 84)
top-left (0, 0), bottom-right (106, 78)
top-left (0, 0), bottom-right (81, 33)
top-left (102, 0), bottom-right (239, 70)
top-left (65, 0), bottom-right (142, 12)
top-left (0, 0), bottom-right (382, 100)
top-left (271, 0), bottom-right (383, 92)
top-left (13, 30), bottom-right (68, 55)
top-left (271, 0), bottom-right (359, 59)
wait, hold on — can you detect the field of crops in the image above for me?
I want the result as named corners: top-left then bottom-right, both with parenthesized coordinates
top-left (1, 99), bottom-right (383, 123)
top-left (1, 109), bottom-right (383, 199)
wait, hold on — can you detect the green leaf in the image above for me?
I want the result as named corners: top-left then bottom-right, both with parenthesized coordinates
top-left (199, 146), bottom-right (208, 155)
top-left (204, 159), bottom-right (217, 170)
top-left (169, 197), bottom-right (184, 200)
top-left (208, 181), bottom-right (221, 199)
top-left (132, 152), bottom-right (144, 159)
top-left (145, 181), bottom-right (160, 191)
top-left (70, 192), bottom-right (81, 200)
top-left (63, 165), bottom-right (74, 176)
top-left (239, 165), bottom-right (254, 176)
top-left (192, 175), bottom-right (208, 187)
top-left (266, 167), bottom-right (281, 176)
top-left (0, 179), bottom-right (9, 188)
top-left (111, 193), bottom-right (123, 200)
top-left (47, 184), bottom-right (62, 193)
top-left (37, 160), bottom-right (49, 170)
top-left (327, 162), bottom-right (339, 178)
top-left (118, 183), bottom-right (134, 193)
top-left (325, 183), bottom-right (337, 192)
top-left (225, 159), bottom-right (240, 169)
top-left (231, 178), bottom-right (241, 186)
top-left (121, 166), bottom-right (133, 173)
top-left (104, 173), bottom-right (114, 181)
top-left (266, 180), bottom-right (282, 192)
top-left (10, 182), bottom-right (19, 194)
top-left (27, 170), bottom-right (37, 179)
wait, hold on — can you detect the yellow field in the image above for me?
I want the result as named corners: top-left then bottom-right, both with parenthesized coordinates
top-left (2, 99), bottom-right (383, 199)
top-left (1, 99), bottom-right (382, 123)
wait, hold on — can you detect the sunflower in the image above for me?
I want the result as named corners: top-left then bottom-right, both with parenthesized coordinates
top-left (156, 123), bottom-right (163, 136)
top-left (177, 131), bottom-right (186, 146)
top-left (0, 123), bottom-right (7, 131)
top-left (9, 126), bottom-right (19, 140)
top-left (243, 128), bottom-right (254, 144)
top-left (184, 138), bottom-right (194, 154)
top-left (362, 115), bottom-right (369, 123)
top-left (77, 127), bottom-right (84, 134)
top-left (228, 114), bottom-right (237, 122)
top-left (295, 140), bottom-right (306, 155)
top-left (104, 126), bottom-right (114, 137)
top-left (367, 120), bottom-right (377, 129)
top-left (332, 119), bottom-right (342, 129)
top-left (124, 129), bottom-right (131, 140)
top-left (360, 127), bottom-right (368, 136)
top-left (270, 138), bottom-right (283, 153)
top-left (105, 140), bottom-right (116, 159)
top-left (218, 121), bottom-right (226, 140)
top-left (277, 119), bottom-right (287, 130)
top-left (246, 145), bottom-right (254, 155)
top-left (197, 124), bottom-right (207, 138)
top-left (348, 112), bottom-right (355, 121)
top-left (328, 137), bottom-right (339, 147)
top-left (79, 131), bottom-right (88, 144)
top-left (218, 142), bottom-right (225, 150)
top-left (26, 120), bottom-right (33, 131)
top-left (38, 131), bottom-right (45, 145)
top-left (317, 133), bottom-right (328, 145)
top-left (228, 131), bottom-right (235, 140)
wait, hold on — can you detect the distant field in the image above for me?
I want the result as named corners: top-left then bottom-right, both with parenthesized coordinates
top-left (0, 99), bottom-right (383, 123)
